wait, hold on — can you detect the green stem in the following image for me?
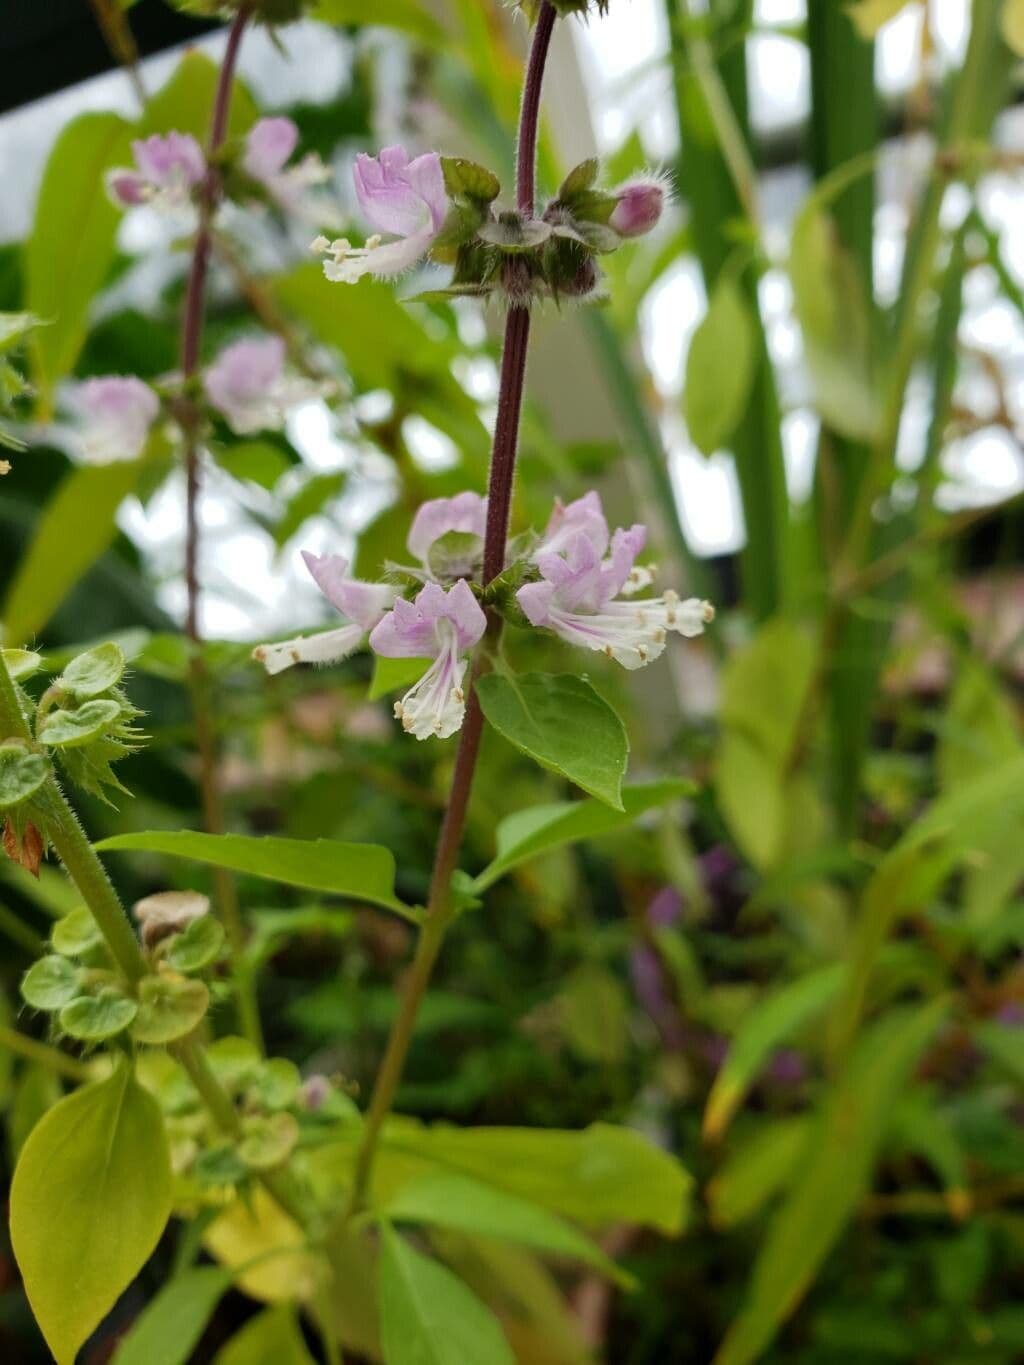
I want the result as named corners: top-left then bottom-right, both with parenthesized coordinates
top-left (0, 1024), bottom-right (90, 1082)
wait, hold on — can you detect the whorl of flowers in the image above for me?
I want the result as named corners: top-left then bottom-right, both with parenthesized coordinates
top-left (254, 490), bottom-right (712, 741)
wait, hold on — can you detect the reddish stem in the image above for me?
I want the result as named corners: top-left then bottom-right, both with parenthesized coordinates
top-left (345, 0), bottom-right (558, 1215)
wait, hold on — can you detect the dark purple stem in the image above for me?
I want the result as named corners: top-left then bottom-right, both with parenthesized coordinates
top-left (345, 1), bottom-right (558, 1215)
top-left (182, 4), bottom-right (251, 636)
top-left (180, 5), bottom-right (260, 1048)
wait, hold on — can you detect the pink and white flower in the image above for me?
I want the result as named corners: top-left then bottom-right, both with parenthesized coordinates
top-left (107, 132), bottom-right (206, 211)
top-left (203, 336), bottom-right (324, 435)
top-left (369, 580), bottom-right (486, 739)
top-left (517, 493), bottom-right (713, 669)
top-left (312, 145), bottom-right (447, 284)
top-left (407, 491), bottom-right (487, 572)
top-left (253, 552), bottom-right (397, 676)
top-left (242, 117), bottom-right (334, 220)
top-left (73, 376), bottom-right (159, 464)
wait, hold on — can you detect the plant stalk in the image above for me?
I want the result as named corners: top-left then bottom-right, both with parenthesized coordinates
top-left (343, 0), bottom-right (558, 1216)
top-left (179, 5), bottom-right (262, 1050)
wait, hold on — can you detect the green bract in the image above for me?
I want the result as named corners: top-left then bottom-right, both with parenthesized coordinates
top-left (0, 744), bottom-right (48, 808)
top-left (38, 698), bottom-right (121, 748)
top-left (162, 913), bottom-right (225, 972)
top-left (51, 906), bottom-right (104, 957)
top-left (60, 988), bottom-right (138, 1041)
top-left (131, 974), bottom-right (210, 1044)
top-left (58, 641), bottom-right (126, 698)
top-left (21, 955), bottom-right (80, 1011)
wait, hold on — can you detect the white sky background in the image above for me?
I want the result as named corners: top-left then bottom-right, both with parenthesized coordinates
top-left (1, 2), bottom-right (1022, 636)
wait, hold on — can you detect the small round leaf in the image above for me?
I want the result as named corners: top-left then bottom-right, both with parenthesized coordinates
top-left (51, 907), bottom-right (103, 957)
top-left (21, 955), bottom-right (80, 1011)
top-left (194, 1143), bottom-right (248, 1188)
top-left (59, 642), bottom-right (126, 698)
top-left (39, 699), bottom-right (120, 748)
top-left (0, 746), bottom-right (49, 809)
top-left (239, 1112), bottom-right (300, 1171)
top-left (131, 974), bottom-right (210, 1044)
top-left (250, 1058), bottom-right (301, 1111)
top-left (60, 988), bottom-right (138, 1041)
top-left (207, 1036), bottom-right (261, 1093)
top-left (162, 914), bottom-right (224, 973)
top-left (2, 648), bottom-right (43, 681)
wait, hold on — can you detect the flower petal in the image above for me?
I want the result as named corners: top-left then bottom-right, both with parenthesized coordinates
top-left (252, 623), bottom-right (364, 675)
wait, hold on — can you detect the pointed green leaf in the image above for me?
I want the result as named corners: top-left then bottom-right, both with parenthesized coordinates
top-left (684, 276), bottom-right (756, 456)
top-left (11, 1064), bottom-right (172, 1365)
top-left (379, 1227), bottom-right (515, 1365)
top-left (383, 1171), bottom-right (629, 1284)
top-left (714, 1001), bottom-right (946, 1365)
top-left (213, 1305), bottom-right (316, 1365)
top-left (96, 831), bottom-right (416, 920)
top-left (703, 964), bottom-right (844, 1140)
top-left (26, 113), bottom-right (134, 407)
top-left (140, 50), bottom-right (258, 141)
top-left (476, 673), bottom-right (629, 809)
top-left (473, 779), bottom-right (693, 891)
top-left (112, 1264), bottom-right (233, 1365)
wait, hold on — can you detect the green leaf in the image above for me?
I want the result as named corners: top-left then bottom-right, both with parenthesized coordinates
top-left (311, 0), bottom-right (446, 44)
top-left (379, 1227), bottom-right (515, 1365)
top-left (51, 906), bottom-right (104, 956)
top-left (141, 50), bottom-right (258, 141)
top-left (473, 779), bottom-right (693, 892)
top-left (830, 753), bottom-right (1024, 1053)
top-left (112, 1265), bottom-right (233, 1365)
top-left (0, 746), bottom-right (49, 808)
top-left (216, 440), bottom-right (291, 491)
top-left (10, 1064), bottom-right (172, 1365)
top-left (163, 914), bottom-right (225, 973)
top-left (715, 1001), bottom-right (946, 1365)
top-left (369, 654), bottom-right (433, 701)
top-left (684, 276), bottom-right (756, 456)
top-left (440, 156), bottom-right (501, 202)
top-left (559, 964), bottom-right (629, 1066)
top-left (26, 112), bottom-right (134, 407)
top-left (360, 1119), bottom-right (692, 1235)
top-left (21, 955), bottom-right (81, 1011)
top-left (847, 0), bottom-right (914, 39)
top-left (714, 620), bottom-right (816, 868)
top-left (2, 460), bottom-right (145, 646)
top-left (703, 964), bottom-right (844, 1140)
top-left (39, 698), bottom-right (121, 748)
top-left (131, 974), bottom-right (210, 1044)
top-left (0, 312), bottom-right (41, 354)
top-left (382, 1171), bottom-right (628, 1285)
top-left (974, 1021), bottom-right (1024, 1087)
top-left (2, 648), bottom-right (43, 680)
top-left (476, 673), bottom-right (629, 810)
top-left (707, 1119), bottom-right (810, 1230)
top-left (559, 158), bottom-right (600, 200)
top-left (789, 204), bottom-right (880, 440)
top-left (60, 988), bottom-right (138, 1041)
top-left (239, 1112), bottom-right (300, 1171)
top-left (59, 642), bottom-right (127, 699)
top-left (1004, 0), bottom-right (1024, 55)
top-left (213, 1305), bottom-right (316, 1365)
top-left (96, 831), bottom-right (416, 919)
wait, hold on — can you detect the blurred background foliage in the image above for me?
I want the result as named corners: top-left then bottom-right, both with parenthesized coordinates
top-left (1, 0), bottom-right (1024, 1361)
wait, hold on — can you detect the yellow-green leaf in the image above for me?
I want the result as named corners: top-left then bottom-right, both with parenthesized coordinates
top-left (10, 1064), bottom-right (172, 1365)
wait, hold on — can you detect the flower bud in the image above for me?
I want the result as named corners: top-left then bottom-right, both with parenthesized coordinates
top-left (609, 177), bottom-right (666, 238)
top-left (133, 890), bottom-right (210, 948)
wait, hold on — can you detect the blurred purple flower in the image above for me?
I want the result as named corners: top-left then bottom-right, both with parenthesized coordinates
top-left (203, 335), bottom-right (327, 435)
top-left (73, 376), bottom-right (159, 464)
top-left (107, 132), bottom-right (205, 211)
top-left (242, 117), bottom-right (334, 221)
